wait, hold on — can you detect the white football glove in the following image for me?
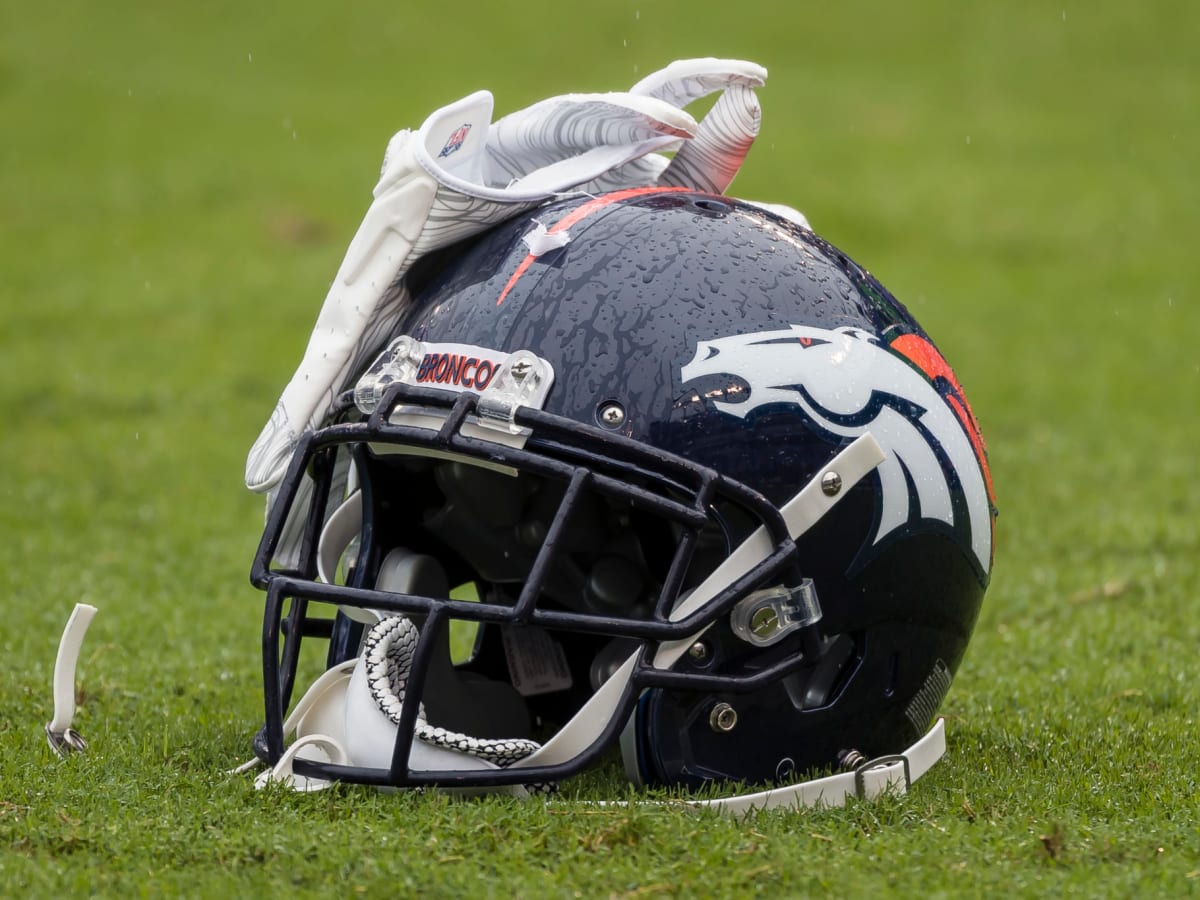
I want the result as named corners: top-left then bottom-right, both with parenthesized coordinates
top-left (246, 59), bottom-right (769, 496)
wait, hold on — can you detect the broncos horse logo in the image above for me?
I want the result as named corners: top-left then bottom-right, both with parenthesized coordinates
top-left (681, 325), bottom-right (994, 575)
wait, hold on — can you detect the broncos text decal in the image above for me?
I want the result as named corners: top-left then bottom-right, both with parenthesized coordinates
top-left (681, 325), bottom-right (994, 574)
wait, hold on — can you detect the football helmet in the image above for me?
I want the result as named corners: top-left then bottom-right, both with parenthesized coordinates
top-left (248, 187), bottom-right (995, 808)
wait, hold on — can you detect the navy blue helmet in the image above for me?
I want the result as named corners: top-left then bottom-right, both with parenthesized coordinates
top-left (250, 187), bottom-right (995, 802)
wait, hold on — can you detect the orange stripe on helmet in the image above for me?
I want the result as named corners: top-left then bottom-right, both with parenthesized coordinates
top-left (495, 186), bottom-right (694, 306)
top-left (890, 332), bottom-right (996, 508)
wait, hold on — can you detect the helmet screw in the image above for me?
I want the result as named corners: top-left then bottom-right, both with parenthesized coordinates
top-left (709, 702), bottom-right (738, 733)
top-left (598, 401), bottom-right (626, 429)
top-left (749, 605), bottom-right (780, 639)
top-left (687, 641), bottom-right (709, 662)
top-left (821, 470), bottom-right (843, 496)
top-left (510, 359), bottom-right (533, 381)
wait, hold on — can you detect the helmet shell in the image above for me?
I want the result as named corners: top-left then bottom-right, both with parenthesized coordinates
top-left (382, 187), bottom-right (993, 783)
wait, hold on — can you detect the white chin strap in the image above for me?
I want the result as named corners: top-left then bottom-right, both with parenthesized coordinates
top-left (46, 603), bottom-right (98, 757)
top-left (611, 718), bottom-right (945, 815)
top-left (256, 655), bottom-right (944, 814)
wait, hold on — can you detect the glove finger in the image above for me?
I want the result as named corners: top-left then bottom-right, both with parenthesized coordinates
top-left (474, 92), bottom-right (695, 191)
top-left (630, 57), bottom-right (767, 109)
top-left (657, 84), bottom-right (761, 193)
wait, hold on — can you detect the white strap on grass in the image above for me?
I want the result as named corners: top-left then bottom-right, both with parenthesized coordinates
top-left (46, 603), bottom-right (97, 757)
top-left (598, 718), bottom-right (946, 816)
top-left (720, 715), bottom-right (946, 813)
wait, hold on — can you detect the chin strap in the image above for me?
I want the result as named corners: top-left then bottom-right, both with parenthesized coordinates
top-left (46, 603), bottom-right (98, 757)
top-left (644, 718), bottom-right (947, 816)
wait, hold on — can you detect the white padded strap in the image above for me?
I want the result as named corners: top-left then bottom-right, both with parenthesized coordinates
top-left (317, 490), bottom-right (364, 587)
top-left (511, 653), bottom-right (638, 770)
top-left (46, 603), bottom-right (97, 757)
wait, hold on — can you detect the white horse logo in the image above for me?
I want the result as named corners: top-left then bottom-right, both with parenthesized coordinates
top-left (681, 325), bottom-right (992, 574)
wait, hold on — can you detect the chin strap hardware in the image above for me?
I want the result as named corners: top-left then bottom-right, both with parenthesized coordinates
top-left (595, 717), bottom-right (947, 816)
top-left (680, 717), bottom-right (946, 815)
top-left (852, 752), bottom-right (912, 800)
top-left (46, 603), bottom-right (98, 758)
top-left (45, 725), bottom-right (88, 758)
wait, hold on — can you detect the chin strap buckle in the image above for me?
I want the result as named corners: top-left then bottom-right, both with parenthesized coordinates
top-left (852, 752), bottom-right (913, 800)
top-left (650, 717), bottom-right (947, 816)
top-left (45, 724), bottom-right (89, 758)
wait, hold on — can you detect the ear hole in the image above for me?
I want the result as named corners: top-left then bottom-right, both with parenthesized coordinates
top-left (781, 634), bottom-right (857, 711)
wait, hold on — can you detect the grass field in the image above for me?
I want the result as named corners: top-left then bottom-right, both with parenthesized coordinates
top-left (3, 0), bottom-right (1198, 895)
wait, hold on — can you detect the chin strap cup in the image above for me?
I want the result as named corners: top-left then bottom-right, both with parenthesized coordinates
top-left (46, 603), bottom-right (98, 758)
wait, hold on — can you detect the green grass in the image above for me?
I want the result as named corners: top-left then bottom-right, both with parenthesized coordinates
top-left (3, 0), bottom-right (1198, 895)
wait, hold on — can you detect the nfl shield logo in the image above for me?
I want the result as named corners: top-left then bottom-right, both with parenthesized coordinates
top-left (438, 123), bottom-right (472, 158)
